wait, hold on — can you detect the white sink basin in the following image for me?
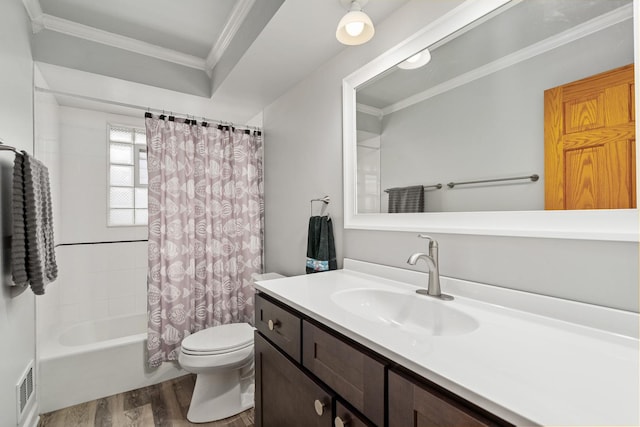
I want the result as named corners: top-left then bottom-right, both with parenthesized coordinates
top-left (331, 288), bottom-right (478, 336)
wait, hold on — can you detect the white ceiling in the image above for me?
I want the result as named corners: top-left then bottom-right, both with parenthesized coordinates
top-left (39, 0), bottom-right (237, 58)
top-left (21, 0), bottom-right (410, 123)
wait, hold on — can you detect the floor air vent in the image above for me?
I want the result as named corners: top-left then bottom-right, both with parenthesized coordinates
top-left (16, 361), bottom-right (34, 422)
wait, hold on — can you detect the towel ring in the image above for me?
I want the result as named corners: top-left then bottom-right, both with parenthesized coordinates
top-left (310, 196), bottom-right (330, 216)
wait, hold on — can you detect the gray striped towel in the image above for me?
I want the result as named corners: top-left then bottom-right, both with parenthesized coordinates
top-left (11, 151), bottom-right (57, 295)
top-left (387, 185), bottom-right (424, 213)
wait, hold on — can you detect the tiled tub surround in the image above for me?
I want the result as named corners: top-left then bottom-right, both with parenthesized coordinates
top-left (255, 259), bottom-right (639, 426)
top-left (37, 241), bottom-right (148, 339)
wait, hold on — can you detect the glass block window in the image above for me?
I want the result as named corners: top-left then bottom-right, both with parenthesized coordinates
top-left (108, 125), bottom-right (148, 226)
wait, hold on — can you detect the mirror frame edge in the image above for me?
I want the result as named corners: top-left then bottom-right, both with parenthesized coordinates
top-left (343, 0), bottom-right (640, 242)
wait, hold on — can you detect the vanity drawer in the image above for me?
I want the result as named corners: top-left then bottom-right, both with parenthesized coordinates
top-left (255, 293), bottom-right (301, 362)
top-left (302, 320), bottom-right (385, 427)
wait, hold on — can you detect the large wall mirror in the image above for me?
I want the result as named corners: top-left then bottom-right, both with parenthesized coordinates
top-left (343, 0), bottom-right (639, 241)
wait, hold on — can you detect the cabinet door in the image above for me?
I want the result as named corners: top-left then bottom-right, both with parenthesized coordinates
top-left (255, 332), bottom-right (333, 427)
top-left (302, 320), bottom-right (385, 427)
top-left (334, 401), bottom-right (371, 427)
top-left (388, 370), bottom-right (506, 427)
top-left (255, 293), bottom-right (302, 362)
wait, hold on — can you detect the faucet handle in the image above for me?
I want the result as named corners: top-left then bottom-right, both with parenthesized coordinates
top-left (417, 234), bottom-right (437, 249)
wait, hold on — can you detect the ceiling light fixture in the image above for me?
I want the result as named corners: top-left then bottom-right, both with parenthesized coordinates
top-left (336, 0), bottom-right (375, 46)
top-left (397, 49), bottom-right (432, 70)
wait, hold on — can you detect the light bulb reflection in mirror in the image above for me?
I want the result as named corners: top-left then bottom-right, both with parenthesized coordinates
top-left (397, 49), bottom-right (431, 70)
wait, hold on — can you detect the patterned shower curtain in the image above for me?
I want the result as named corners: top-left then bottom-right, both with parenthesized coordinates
top-left (145, 117), bottom-right (264, 367)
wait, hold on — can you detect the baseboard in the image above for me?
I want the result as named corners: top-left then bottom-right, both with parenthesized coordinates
top-left (20, 400), bottom-right (39, 427)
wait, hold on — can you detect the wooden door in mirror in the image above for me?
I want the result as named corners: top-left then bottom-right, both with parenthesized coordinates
top-left (545, 64), bottom-right (636, 210)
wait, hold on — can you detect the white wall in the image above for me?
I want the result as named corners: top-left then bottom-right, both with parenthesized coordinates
top-left (262, 0), bottom-right (465, 276)
top-left (262, 0), bottom-right (639, 312)
top-left (0, 1), bottom-right (38, 426)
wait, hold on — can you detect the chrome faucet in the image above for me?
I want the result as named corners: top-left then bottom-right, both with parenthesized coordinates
top-left (407, 234), bottom-right (453, 301)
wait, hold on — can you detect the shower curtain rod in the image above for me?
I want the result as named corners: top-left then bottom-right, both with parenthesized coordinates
top-left (34, 87), bottom-right (262, 131)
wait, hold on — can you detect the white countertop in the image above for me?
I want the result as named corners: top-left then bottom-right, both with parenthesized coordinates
top-left (255, 259), bottom-right (640, 426)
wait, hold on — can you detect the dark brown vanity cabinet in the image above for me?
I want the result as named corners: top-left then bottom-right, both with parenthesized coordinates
top-left (255, 333), bottom-right (333, 427)
top-left (303, 320), bottom-right (385, 426)
top-left (335, 401), bottom-right (370, 427)
top-left (388, 370), bottom-right (507, 427)
top-left (255, 292), bottom-right (302, 362)
top-left (255, 292), bottom-right (513, 427)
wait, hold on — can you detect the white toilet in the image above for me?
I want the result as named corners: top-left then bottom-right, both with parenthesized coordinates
top-left (178, 323), bottom-right (256, 423)
top-left (178, 272), bottom-right (284, 423)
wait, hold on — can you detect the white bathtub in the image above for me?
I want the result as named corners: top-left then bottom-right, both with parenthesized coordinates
top-left (39, 313), bottom-right (186, 413)
top-left (58, 313), bottom-right (147, 347)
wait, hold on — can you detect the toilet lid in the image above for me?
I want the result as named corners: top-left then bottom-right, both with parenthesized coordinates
top-left (181, 323), bottom-right (254, 354)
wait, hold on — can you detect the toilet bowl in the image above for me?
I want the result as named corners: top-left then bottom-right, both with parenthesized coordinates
top-left (178, 323), bottom-right (255, 423)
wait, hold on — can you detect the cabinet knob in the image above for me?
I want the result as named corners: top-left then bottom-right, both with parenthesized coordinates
top-left (334, 416), bottom-right (349, 427)
top-left (314, 399), bottom-right (325, 416)
top-left (268, 319), bottom-right (280, 331)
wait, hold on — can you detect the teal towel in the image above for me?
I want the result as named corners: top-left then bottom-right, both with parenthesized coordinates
top-left (306, 216), bottom-right (337, 273)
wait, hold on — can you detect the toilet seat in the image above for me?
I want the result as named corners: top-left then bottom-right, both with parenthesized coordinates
top-left (177, 274), bottom-right (281, 423)
top-left (181, 323), bottom-right (254, 356)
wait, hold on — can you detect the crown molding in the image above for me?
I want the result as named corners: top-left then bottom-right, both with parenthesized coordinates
top-left (356, 103), bottom-right (384, 119)
top-left (20, 0), bottom-right (44, 32)
top-left (20, 0), bottom-right (42, 20)
top-left (382, 3), bottom-right (633, 116)
top-left (205, 0), bottom-right (255, 75)
top-left (31, 13), bottom-right (207, 71)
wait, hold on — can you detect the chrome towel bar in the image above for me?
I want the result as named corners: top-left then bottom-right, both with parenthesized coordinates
top-left (384, 184), bottom-right (441, 193)
top-left (383, 174), bottom-right (539, 193)
top-left (447, 174), bottom-right (539, 188)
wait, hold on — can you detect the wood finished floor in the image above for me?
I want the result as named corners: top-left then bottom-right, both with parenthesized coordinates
top-left (38, 374), bottom-right (254, 427)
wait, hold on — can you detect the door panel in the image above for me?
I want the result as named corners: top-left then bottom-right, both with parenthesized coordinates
top-left (255, 333), bottom-right (333, 427)
top-left (388, 370), bottom-right (498, 427)
top-left (545, 64), bottom-right (635, 210)
top-left (302, 321), bottom-right (385, 427)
